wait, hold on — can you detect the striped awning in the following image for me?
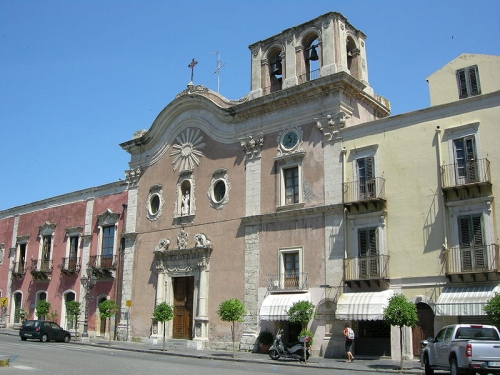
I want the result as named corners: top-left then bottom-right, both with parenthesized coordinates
top-left (435, 286), bottom-right (500, 316)
top-left (336, 290), bottom-right (394, 320)
top-left (260, 293), bottom-right (312, 321)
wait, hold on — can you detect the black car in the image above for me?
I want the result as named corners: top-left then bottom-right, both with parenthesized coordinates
top-left (19, 320), bottom-right (71, 343)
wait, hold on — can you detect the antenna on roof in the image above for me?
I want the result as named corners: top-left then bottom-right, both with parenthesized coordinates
top-left (210, 51), bottom-right (226, 93)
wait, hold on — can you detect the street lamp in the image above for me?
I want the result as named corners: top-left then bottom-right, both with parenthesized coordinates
top-left (81, 266), bottom-right (95, 338)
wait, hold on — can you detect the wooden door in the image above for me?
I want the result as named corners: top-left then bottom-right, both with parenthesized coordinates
top-left (173, 277), bottom-right (194, 339)
top-left (412, 303), bottom-right (434, 357)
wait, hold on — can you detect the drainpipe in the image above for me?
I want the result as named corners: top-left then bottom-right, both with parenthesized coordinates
top-left (341, 146), bottom-right (348, 283)
top-left (435, 126), bottom-right (448, 245)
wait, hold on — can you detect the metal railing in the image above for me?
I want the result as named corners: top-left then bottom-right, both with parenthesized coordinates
top-left (441, 159), bottom-right (491, 188)
top-left (445, 244), bottom-right (498, 274)
top-left (343, 177), bottom-right (386, 203)
top-left (344, 254), bottom-right (389, 281)
top-left (59, 257), bottom-right (80, 273)
top-left (267, 272), bottom-right (309, 292)
top-left (30, 259), bottom-right (53, 272)
top-left (299, 68), bottom-right (320, 84)
top-left (262, 80), bottom-right (283, 95)
top-left (11, 261), bottom-right (26, 276)
top-left (89, 254), bottom-right (117, 270)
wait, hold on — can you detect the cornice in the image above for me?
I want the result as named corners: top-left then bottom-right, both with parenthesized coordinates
top-left (241, 203), bottom-right (344, 224)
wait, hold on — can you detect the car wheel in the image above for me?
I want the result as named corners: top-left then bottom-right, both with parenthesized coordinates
top-left (424, 355), bottom-right (434, 375)
top-left (21, 337), bottom-right (27, 341)
top-left (40, 334), bottom-right (48, 343)
top-left (64, 335), bottom-right (70, 343)
top-left (450, 358), bottom-right (459, 375)
top-left (268, 349), bottom-right (280, 360)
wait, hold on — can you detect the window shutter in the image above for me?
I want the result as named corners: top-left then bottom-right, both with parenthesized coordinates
top-left (366, 157), bottom-right (375, 180)
top-left (359, 229), bottom-right (367, 257)
top-left (369, 228), bottom-right (378, 256)
top-left (468, 66), bottom-right (480, 96)
top-left (472, 215), bottom-right (484, 247)
top-left (459, 216), bottom-right (471, 247)
top-left (457, 69), bottom-right (468, 98)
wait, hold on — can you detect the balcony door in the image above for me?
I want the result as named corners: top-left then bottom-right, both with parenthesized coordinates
top-left (458, 214), bottom-right (486, 271)
top-left (358, 227), bottom-right (378, 278)
top-left (357, 157), bottom-right (375, 200)
top-left (453, 136), bottom-right (477, 185)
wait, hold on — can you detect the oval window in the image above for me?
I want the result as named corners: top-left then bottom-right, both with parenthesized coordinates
top-left (213, 180), bottom-right (226, 203)
top-left (149, 194), bottom-right (160, 215)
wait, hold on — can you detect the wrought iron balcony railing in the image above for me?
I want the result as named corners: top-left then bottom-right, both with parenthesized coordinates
top-left (343, 177), bottom-right (386, 204)
top-left (29, 259), bottom-right (53, 273)
top-left (89, 254), bottom-right (117, 270)
top-left (343, 254), bottom-right (389, 281)
top-left (445, 244), bottom-right (498, 275)
top-left (59, 257), bottom-right (80, 274)
top-left (441, 158), bottom-right (491, 189)
top-left (262, 80), bottom-right (283, 95)
top-left (267, 272), bottom-right (309, 292)
top-left (299, 68), bottom-right (320, 84)
top-left (11, 262), bottom-right (26, 278)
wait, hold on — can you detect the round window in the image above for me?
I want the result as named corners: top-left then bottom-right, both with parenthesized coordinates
top-left (149, 194), bottom-right (160, 215)
top-left (213, 180), bottom-right (226, 203)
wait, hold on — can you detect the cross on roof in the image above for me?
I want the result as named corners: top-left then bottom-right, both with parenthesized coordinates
top-left (188, 58), bottom-right (198, 82)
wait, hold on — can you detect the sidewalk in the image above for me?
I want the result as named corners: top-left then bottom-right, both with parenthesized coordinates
top-left (1, 328), bottom-right (424, 374)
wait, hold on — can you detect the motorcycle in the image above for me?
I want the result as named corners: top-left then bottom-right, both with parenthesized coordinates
top-left (268, 328), bottom-right (311, 362)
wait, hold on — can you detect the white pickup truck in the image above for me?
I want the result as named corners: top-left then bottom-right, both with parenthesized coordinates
top-left (422, 324), bottom-right (500, 375)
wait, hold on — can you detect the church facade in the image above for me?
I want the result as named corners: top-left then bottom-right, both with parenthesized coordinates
top-left (1, 12), bottom-right (499, 360)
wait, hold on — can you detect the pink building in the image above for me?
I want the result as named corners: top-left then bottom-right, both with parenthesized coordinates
top-left (0, 181), bottom-right (127, 338)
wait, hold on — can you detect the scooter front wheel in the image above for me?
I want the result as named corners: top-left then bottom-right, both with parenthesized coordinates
top-left (269, 349), bottom-right (280, 360)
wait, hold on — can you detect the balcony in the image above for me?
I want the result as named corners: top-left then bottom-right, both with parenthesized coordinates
top-left (267, 272), bottom-right (309, 293)
top-left (88, 254), bottom-right (117, 279)
top-left (29, 259), bottom-right (53, 281)
top-left (441, 159), bottom-right (491, 198)
top-left (58, 257), bottom-right (80, 275)
top-left (445, 244), bottom-right (499, 282)
top-left (343, 177), bottom-right (386, 212)
top-left (344, 254), bottom-right (390, 288)
top-left (11, 262), bottom-right (26, 279)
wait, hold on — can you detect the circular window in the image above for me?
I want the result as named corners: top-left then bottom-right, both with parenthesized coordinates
top-left (149, 194), bottom-right (161, 215)
top-left (213, 180), bottom-right (226, 203)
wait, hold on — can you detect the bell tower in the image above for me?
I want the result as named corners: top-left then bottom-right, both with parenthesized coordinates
top-left (248, 12), bottom-right (371, 99)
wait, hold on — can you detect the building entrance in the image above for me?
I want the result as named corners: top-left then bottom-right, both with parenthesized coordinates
top-left (173, 276), bottom-right (194, 339)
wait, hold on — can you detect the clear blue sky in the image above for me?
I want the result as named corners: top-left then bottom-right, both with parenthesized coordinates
top-left (1, 1), bottom-right (499, 211)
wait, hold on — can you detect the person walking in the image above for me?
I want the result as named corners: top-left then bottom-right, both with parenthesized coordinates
top-left (343, 322), bottom-right (355, 362)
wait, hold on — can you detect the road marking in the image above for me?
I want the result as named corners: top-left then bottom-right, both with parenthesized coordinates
top-left (13, 365), bottom-right (37, 370)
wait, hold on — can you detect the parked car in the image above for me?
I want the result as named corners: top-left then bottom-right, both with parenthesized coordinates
top-left (421, 324), bottom-right (500, 375)
top-left (19, 320), bottom-right (71, 343)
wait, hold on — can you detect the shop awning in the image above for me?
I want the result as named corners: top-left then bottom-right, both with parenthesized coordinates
top-left (336, 290), bottom-right (394, 320)
top-left (260, 293), bottom-right (312, 321)
top-left (435, 286), bottom-right (500, 316)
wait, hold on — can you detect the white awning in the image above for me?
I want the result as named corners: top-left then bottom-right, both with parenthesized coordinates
top-left (260, 293), bottom-right (312, 321)
top-left (435, 286), bottom-right (500, 316)
top-left (336, 290), bottom-right (394, 320)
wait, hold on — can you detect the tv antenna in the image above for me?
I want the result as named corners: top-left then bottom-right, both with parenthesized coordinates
top-left (210, 51), bottom-right (225, 93)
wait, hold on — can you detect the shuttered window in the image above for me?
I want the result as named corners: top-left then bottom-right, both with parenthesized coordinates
top-left (357, 156), bottom-right (375, 199)
top-left (458, 214), bottom-right (486, 271)
top-left (456, 65), bottom-right (481, 99)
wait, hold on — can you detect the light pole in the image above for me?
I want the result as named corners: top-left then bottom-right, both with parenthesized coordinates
top-left (81, 266), bottom-right (95, 338)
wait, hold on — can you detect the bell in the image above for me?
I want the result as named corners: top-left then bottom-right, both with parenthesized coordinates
top-left (309, 46), bottom-right (319, 61)
top-left (272, 60), bottom-right (282, 76)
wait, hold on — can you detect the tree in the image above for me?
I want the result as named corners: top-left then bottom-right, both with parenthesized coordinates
top-left (286, 300), bottom-right (315, 363)
top-left (217, 298), bottom-right (246, 358)
top-left (383, 293), bottom-right (418, 370)
top-left (484, 293), bottom-right (500, 324)
top-left (98, 299), bottom-right (118, 346)
top-left (35, 300), bottom-right (51, 320)
top-left (153, 302), bottom-right (174, 352)
top-left (66, 301), bottom-right (82, 338)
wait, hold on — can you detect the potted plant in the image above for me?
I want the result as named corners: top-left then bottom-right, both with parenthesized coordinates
top-left (258, 330), bottom-right (274, 354)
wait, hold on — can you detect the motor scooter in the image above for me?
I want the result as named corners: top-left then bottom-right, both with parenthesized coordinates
top-left (268, 328), bottom-right (311, 362)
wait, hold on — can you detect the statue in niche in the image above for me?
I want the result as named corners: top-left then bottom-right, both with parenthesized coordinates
top-left (181, 190), bottom-right (190, 216)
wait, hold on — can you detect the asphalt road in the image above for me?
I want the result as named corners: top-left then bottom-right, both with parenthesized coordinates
top-left (0, 334), bottom-right (363, 374)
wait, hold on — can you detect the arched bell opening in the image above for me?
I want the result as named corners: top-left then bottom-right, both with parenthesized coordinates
top-left (267, 47), bottom-right (283, 93)
top-left (346, 37), bottom-right (361, 80)
top-left (302, 34), bottom-right (320, 82)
